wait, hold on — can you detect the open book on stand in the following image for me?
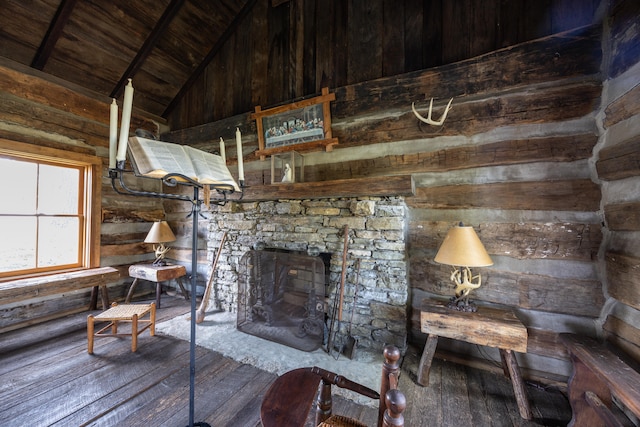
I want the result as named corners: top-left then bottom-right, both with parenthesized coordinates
top-left (127, 137), bottom-right (241, 192)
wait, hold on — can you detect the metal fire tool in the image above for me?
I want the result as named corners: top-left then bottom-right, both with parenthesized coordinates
top-left (342, 258), bottom-right (360, 359)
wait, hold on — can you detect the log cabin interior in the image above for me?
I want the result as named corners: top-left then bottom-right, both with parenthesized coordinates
top-left (1, 0), bottom-right (639, 426)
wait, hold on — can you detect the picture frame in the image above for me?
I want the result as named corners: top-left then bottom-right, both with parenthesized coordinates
top-left (251, 87), bottom-right (339, 160)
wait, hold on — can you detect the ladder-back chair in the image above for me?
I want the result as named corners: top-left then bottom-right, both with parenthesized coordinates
top-left (260, 345), bottom-right (406, 427)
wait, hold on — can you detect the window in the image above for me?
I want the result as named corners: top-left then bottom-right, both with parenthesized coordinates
top-left (0, 139), bottom-right (101, 279)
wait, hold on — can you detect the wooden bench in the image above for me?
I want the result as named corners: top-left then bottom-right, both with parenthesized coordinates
top-left (561, 333), bottom-right (640, 427)
top-left (0, 267), bottom-right (119, 309)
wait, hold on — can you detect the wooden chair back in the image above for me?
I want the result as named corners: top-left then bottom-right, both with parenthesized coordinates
top-left (260, 345), bottom-right (406, 427)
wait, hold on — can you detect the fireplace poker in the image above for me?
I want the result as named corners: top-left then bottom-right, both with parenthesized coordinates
top-left (326, 274), bottom-right (341, 355)
top-left (338, 224), bottom-right (349, 321)
top-left (327, 224), bottom-right (349, 356)
top-left (343, 258), bottom-right (360, 359)
top-left (195, 231), bottom-right (227, 324)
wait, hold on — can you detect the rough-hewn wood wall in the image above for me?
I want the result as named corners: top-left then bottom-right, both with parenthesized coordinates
top-left (168, 0), bottom-right (602, 130)
top-left (163, 23), bottom-right (608, 380)
top-left (0, 58), bottom-right (163, 331)
top-left (597, 0), bottom-right (640, 363)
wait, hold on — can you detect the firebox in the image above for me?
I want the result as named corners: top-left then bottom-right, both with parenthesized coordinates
top-left (237, 250), bottom-right (326, 351)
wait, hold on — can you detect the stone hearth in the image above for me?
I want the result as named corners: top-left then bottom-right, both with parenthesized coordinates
top-left (205, 196), bottom-right (408, 355)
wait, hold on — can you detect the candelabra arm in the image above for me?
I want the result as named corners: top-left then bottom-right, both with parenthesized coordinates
top-left (110, 169), bottom-right (194, 202)
top-left (109, 168), bottom-right (242, 206)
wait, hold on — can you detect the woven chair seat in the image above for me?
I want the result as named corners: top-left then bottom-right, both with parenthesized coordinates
top-left (318, 415), bottom-right (367, 427)
top-left (94, 303), bottom-right (154, 320)
top-left (87, 302), bottom-right (156, 354)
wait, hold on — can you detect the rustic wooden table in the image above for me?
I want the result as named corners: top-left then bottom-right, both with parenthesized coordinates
top-left (126, 263), bottom-right (188, 308)
top-left (417, 299), bottom-right (532, 420)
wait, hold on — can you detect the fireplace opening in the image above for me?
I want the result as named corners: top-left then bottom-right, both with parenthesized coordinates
top-left (237, 249), bottom-right (329, 351)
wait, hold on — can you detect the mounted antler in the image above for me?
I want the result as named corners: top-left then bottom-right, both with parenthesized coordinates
top-left (411, 97), bottom-right (453, 126)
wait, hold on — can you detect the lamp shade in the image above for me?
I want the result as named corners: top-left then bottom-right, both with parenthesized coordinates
top-left (434, 224), bottom-right (493, 267)
top-left (144, 221), bottom-right (176, 244)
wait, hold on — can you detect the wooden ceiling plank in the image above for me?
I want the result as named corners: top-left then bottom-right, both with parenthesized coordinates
top-left (31, 0), bottom-right (79, 70)
top-left (110, 0), bottom-right (186, 99)
top-left (162, 0), bottom-right (258, 118)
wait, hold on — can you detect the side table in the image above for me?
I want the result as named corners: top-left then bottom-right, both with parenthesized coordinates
top-left (417, 299), bottom-right (533, 420)
top-left (126, 263), bottom-right (189, 308)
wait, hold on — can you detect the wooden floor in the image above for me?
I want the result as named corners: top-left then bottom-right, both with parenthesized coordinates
top-left (0, 295), bottom-right (572, 427)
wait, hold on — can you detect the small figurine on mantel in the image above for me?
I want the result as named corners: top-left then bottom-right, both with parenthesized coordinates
top-left (282, 163), bottom-right (292, 182)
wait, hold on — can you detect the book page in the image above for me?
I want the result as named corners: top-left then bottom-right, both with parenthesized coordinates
top-left (128, 137), bottom-right (196, 180)
top-left (128, 137), bottom-right (240, 192)
top-left (185, 146), bottom-right (240, 192)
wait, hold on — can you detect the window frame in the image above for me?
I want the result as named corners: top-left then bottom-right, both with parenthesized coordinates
top-left (0, 138), bottom-right (102, 280)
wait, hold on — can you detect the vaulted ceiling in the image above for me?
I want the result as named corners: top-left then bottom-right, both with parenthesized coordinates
top-left (0, 0), bottom-right (255, 119)
top-left (1, 0), bottom-right (605, 129)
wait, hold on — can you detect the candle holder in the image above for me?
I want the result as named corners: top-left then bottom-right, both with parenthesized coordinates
top-left (109, 165), bottom-right (243, 427)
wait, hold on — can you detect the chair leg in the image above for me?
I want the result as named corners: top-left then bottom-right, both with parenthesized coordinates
top-left (87, 315), bottom-right (95, 354)
top-left (131, 314), bottom-right (138, 352)
top-left (155, 281), bottom-right (162, 308)
top-left (150, 302), bottom-right (156, 336)
top-left (315, 380), bottom-right (333, 425)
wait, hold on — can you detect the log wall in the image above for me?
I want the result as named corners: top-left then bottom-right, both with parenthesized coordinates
top-left (0, 58), bottom-right (166, 331)
top-left (167, 0), bottom-right (602, 129)
top-left (164, 2), bottom-right (639, 380)
top-left (596, 0), bottom-right (640, 365)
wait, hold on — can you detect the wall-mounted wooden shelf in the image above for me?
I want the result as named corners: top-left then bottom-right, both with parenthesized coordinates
top-left (255, 137), bottom-right (338, 158)
top-left (239, 174), bottom-right (415, 202)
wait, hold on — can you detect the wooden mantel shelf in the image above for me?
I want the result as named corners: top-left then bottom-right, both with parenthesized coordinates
top-left (239, 174), bottom-right (415, 202)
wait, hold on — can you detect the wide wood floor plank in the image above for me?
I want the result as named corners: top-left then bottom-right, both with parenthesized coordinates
top-left (110, 352), bottom-right (239, 426)
top-left (441, 361), bottom-right (474, 426)
top-left (467, 364), bottom-right (513, 427)
top-left (204, 368), bottom-right (275, 426)
top-left (0, 295), bottom-right (572, 427)
top-left (0, 334), bottom-right (138, 407)
top-left (169, 362), bottom-right (269, 426)
top-left (400, 347), bottom-right (444, 426)
top-left (50, 340), bottom-right (202, 426)
top-left (0, 330), bottom-right (85, 378)
top-left (1, 335), bottom-right (197, 425)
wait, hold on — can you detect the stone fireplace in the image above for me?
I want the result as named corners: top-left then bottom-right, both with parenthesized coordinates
top-left (205, 196), bottom-right (409, 356)
top-left (236, 249), bottom-right (327, 352)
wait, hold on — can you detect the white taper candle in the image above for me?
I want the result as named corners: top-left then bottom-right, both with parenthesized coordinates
top-left (236, 127), bottom-right (244, 182)
top-left (109, 98), bottom-right (118, 169)
top-left (116, 79), bottom-right (134, 162)
top-left (219, 137), bottom-right (226, 162)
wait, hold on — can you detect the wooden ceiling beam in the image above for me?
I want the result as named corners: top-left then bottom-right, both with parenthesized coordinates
top-left (110, 0), bottom-right (185, 99)
top-left (31, 0), bottom-right (78, 70)
top-left (162, 0), bottom-right (259, 118)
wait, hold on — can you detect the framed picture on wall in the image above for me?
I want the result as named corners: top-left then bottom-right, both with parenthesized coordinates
top-left (251, 87), bottom-right (339, 160)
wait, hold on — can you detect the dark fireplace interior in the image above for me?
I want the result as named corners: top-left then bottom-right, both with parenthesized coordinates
top-left (237, 249), bottom-right (329, 352)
